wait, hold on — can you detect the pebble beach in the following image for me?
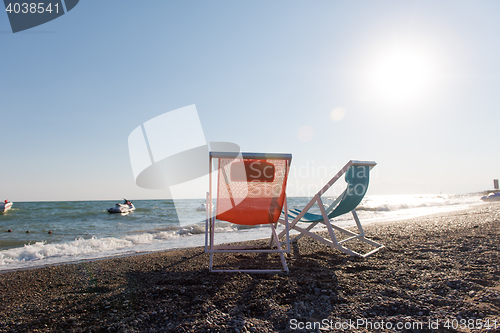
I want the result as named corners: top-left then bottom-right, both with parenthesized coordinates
top-left (0, 204), bottom-right (499, 332)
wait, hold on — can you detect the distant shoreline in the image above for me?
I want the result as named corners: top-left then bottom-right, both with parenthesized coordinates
top-left (3, 192), bottom-right (490, 203)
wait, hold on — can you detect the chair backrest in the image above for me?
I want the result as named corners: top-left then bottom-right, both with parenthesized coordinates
top-left (329, 165), bottom-right (370, 218)
top-left (214, 153), bottom-right (291, 225)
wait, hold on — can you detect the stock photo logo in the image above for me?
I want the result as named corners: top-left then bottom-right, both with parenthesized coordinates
top-left (128, 105), bottom-right (240, 225)
top-left (3, 0), bottom-right (79, 33)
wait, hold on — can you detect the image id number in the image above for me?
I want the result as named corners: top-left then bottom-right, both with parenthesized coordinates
top-left (6, 3), bottom-right (60, 14)
top-left (443, 318), bottom-right (498, 330)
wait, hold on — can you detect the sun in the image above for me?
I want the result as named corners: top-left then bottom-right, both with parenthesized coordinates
top-left (369, 48), bottom-right (433, 104)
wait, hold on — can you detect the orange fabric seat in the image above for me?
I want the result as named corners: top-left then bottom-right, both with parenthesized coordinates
top-left (215, 157), bottom-right (288, 225)
top-left (216, 197), bottom-right (283, 225)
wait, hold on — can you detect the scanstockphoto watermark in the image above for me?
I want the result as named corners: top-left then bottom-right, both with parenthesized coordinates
top-left (288, 161), bottom-right (379, 180)
top-left (287, 161), bottom-right (378, 198)
top-left (3, 0), bottom-right (79, 33)
top-left (289, 318), bottom-right (499, 331)
top-left (290, 318), bottom-right (426, 331)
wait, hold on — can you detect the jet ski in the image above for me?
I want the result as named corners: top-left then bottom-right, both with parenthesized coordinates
top-left (108, 199), bottom-right (135, 214)
top-left (1, 201), bottom-right (13, 213)
top-left (196, 203), bottom-right (214, 211)
top-left (480, 192), bottom-right (500, 202)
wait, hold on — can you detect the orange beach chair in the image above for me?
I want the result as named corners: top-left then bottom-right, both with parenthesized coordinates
top-left (205, 152), bottom-right (292, 273)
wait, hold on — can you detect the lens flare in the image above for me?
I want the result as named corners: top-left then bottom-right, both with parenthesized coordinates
top-left (330, 107), bottom-right (346, 121)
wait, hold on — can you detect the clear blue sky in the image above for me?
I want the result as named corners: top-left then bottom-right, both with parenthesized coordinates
top-left (1, 1), bottom-right (500, 201)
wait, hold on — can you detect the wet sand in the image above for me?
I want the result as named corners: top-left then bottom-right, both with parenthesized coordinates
top-left (0, 204), bottom-right (499, 332)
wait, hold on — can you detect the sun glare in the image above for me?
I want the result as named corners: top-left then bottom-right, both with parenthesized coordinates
top-left (370, 48), bottom-right (433, 104)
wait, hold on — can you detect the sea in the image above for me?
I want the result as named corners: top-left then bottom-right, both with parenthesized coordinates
top-left (0, 193), bottom-right (487, 271)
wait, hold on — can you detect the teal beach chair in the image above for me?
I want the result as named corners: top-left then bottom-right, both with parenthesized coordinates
top-left (279, 160), bottom-right (384, 257)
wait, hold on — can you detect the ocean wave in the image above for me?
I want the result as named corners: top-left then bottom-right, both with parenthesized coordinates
top-left (0, 236), bottom-right (132, 265)
top-left (0, 221), bottom-right (242, 267)
top-left (356, 205), bottom-right (391, 212)
top-left (353, 194), bottom-right (479, 213)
